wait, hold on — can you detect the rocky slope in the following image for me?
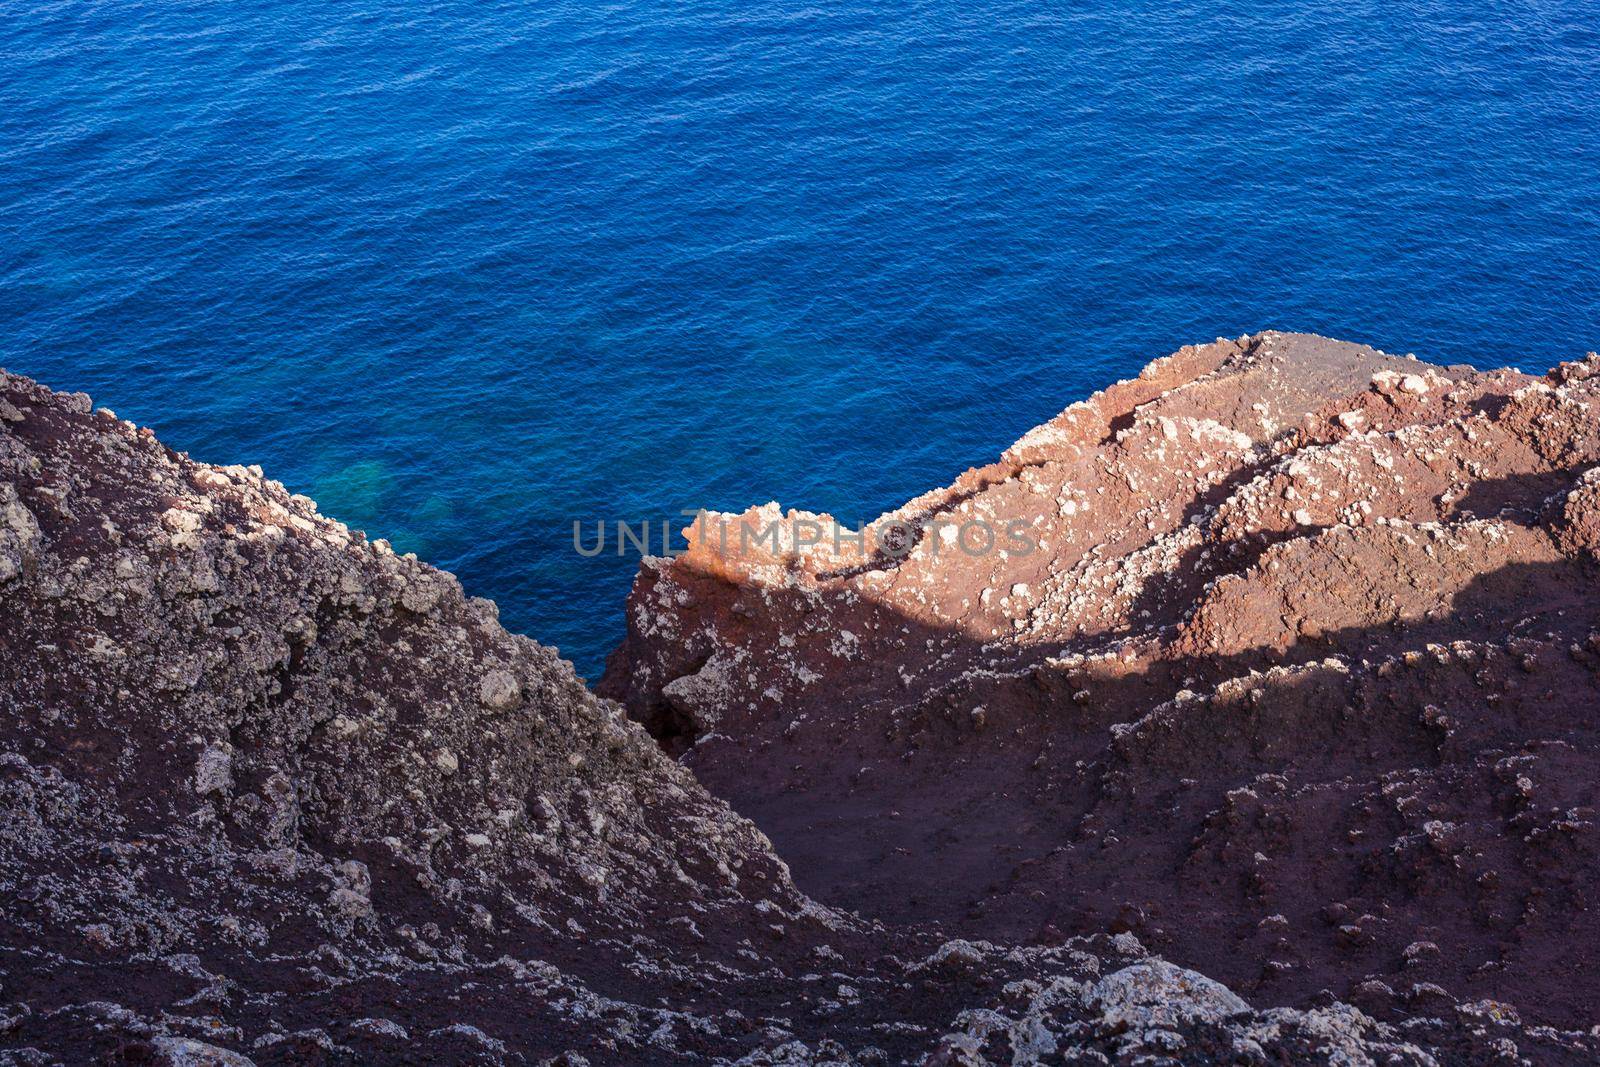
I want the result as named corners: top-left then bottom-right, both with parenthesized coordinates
top-left (2, 338), bottom-right (1597, 1064)
top-left (603, 333), bottom-right (1600, 1035)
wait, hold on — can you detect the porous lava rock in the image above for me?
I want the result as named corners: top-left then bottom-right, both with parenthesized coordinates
top-left (1, 343), bottom-right (1595, 1064)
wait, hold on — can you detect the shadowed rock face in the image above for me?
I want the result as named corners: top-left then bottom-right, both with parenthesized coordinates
top-left (1, 342), bottom-right (1597, 1065)
top-left (602, 332), bottom-right (1600, 1032)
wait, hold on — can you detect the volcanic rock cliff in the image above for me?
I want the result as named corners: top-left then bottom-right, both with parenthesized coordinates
top-left (3, 336), bottom-right (1599, 1064)
top-left (602, 332), bottom-right (1600, 1034)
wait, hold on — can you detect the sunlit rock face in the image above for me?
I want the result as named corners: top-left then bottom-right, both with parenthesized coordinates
top-left (603, 332), bottom-right (1600, 1035)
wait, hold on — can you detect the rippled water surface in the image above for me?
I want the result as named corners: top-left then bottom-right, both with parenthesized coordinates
top-left (4, 1), bottom-right (1598, 673)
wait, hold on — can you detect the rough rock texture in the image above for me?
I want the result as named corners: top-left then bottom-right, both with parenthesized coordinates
top-left (603, 332), bottom-right (1600, 1037)
top-left (1, 343), bottom-right (1596, 1064)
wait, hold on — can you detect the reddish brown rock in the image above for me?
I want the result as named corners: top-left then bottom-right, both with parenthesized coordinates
top-left (603, 331), bottom-right (1600, 1031)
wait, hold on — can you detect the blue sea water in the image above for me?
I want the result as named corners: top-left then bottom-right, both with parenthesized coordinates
top-left (3, 2), bottom-right (1598, 676)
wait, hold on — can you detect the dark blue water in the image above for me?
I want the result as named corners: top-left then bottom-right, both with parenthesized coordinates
top-left (4, 2), bottom-right (1598, 675)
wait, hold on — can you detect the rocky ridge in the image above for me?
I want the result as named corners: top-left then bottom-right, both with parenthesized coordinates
top-left (602, 333), bottom-right (1600, 1035)
top-left (1, 337), bottom-right (1596, 1063)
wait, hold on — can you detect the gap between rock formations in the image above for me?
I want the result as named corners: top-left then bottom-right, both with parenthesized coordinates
top-left (2, 332), bottom-right (1598, 1064)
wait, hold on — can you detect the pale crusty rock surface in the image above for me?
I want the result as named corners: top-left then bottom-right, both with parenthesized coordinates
top-left (1, 345), bottom-right (1596, 1064)
top-left (603, 332), bottom-right (1600, 1040)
